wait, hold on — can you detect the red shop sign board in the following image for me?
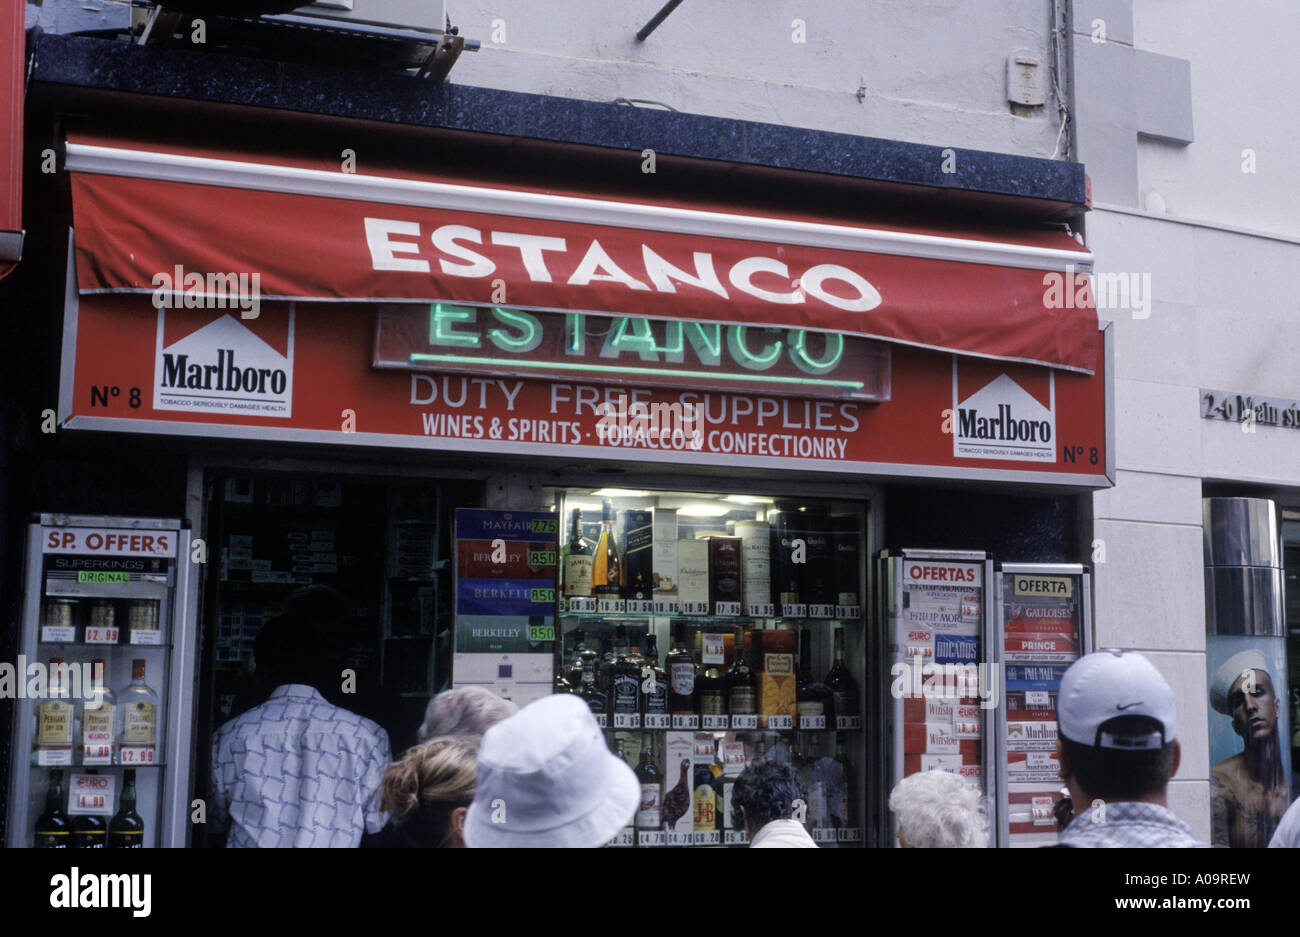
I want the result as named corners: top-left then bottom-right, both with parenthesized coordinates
top-left (60, 297), bottom-right (1111, 487)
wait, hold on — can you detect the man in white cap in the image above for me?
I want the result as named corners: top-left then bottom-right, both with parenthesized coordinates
top-left (463, 694), bottom-right (640, 847)
top-left (1208, 649), bottom-right (1288, 848)
top-left (1054, 649), bottom-right (1207, 847)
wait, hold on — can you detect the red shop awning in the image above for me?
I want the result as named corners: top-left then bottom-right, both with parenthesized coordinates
top-left (65, 133), bottom-right (1098, 373)
top-left (0, 4), bottom-right (25, 282)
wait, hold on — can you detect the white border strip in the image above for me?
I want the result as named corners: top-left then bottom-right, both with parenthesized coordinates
top-left (66, 142), bottom-right (1093, 273)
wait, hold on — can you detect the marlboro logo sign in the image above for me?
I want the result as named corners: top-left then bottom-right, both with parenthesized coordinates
top-left (952, 360), bottom-right (1055, 462)
top-left (153, 309), bottom-right (294, 417)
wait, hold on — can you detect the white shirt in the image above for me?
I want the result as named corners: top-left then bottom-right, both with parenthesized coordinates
top-left (210, 685), bottom-right (391, 848)
top-left (1269, 797), bottom-right (1300, 847)
top-left (748, 819), bottom-right (819, 848)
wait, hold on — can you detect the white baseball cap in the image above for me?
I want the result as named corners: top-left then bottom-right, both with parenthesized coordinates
top-left (1057, 649), bottom-right (1176, 750)
top-left (464, 694), bottom-right (639, 848)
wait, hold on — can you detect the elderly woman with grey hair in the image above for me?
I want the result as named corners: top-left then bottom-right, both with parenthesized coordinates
top-left (889, 769), bottom-right (989, 848)
top-left (417, 686), bottom-right (518, 743)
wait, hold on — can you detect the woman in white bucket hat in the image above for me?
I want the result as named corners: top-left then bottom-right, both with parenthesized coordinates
top-left (464, 694), bottom-right (640, 848)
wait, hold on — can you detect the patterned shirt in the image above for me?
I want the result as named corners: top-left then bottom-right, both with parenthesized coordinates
top-left (211, 685), bottom-right (391, 848)
top-left (1057, 801), bottom-right (1209, 848)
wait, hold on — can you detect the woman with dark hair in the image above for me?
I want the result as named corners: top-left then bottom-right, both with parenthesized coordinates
top-left (375, 736), bottom-right (479, 848)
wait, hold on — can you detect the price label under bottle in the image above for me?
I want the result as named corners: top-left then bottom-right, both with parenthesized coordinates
top-left (665, 831), bottom-right (693, 847)
top-left (40, 626), bottom-right (76, 643)
top-left (643, 714), bottom-right (672, 729)
top-left (84, 627), bottom-right (119, 644)
top-left (799, 715), bottom-right (826, 730)
top-left (637, 831), bottom-right (667, 847)
top-left (652, 599), bottom-right (679, 615)
top-left (694, 831), bottom-right (720, 846)
top-left (613, 713), bottom-right (641, 729)
top-left (36, 749), bottom-right (72, 766)
top-left (68, 773), bottom-right (116, 816)
top-left (565, 596), bottom-right (597, 614)
top-left (592, 714), bottom-right (607, 729)
top-left (597, 598), bottom-right (626, 615)
top-left (713, 602), bottom-right (741, 617)
top-left (766, 715), bottom-right (793, 730)
top-left (119, 745), bottom-right (156, 765)
top-left (672, 714), bottom-right (699, 729)
top-left (129, 629), bottom-right (163, 646)
top-left (838, 828), bottom-right (863, 843)
top-left (808, 604), bottom-right (835, 619)
top-left (835, 605), bottom-right (862, 620)
top-left (729, 714), bottom-right (758, 730)
top-left (625, 599), bottom-right (654, 615)
top-left (609, 830), bottom-right (635, 847)
top-left (701, 714), bottom-right (729, 730)
top-left (681, 601), bottom-right (709, 616)
top-left (780, 604), bottom-right (807, 619)
top-left (812, 828), bottom-right (837, 843)
top-left (724, 830), bottom-right (750, 845)
top-left (836, 716), bottom-right (862, 731)
top-left (82, 743), bottom-right (113, 765)
top-left (747, 603), bottom-right (775, 619)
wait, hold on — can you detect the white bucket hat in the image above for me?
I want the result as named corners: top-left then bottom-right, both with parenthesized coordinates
top-left (464, 694), bottom-right (639, 848)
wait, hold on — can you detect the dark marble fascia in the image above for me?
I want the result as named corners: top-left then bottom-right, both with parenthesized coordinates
top-left (30, 31), bottom-right (1086, 206)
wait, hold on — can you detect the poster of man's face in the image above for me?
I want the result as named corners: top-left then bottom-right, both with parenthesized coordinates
top-left (1207, 638), bottom-right (1292, 849)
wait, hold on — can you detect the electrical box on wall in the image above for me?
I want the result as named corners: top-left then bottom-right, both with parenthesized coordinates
top-left (1006, 51), bottom-right (1045, 107)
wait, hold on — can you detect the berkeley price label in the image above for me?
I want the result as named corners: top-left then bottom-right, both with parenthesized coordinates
top-left (701, 714), bottom-right (729, 730)
top-left (766, 715), bottom-right (793, 730)
top-left (40, 626), bottom-right (76, 643)
top-left (672, 714), bottom-right (700, 729)
top-left (84, 627), bottom-right (119, 644)
top-left (730, 714), bottom-right (759, 729)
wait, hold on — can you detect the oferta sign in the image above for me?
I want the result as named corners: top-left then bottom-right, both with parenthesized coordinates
top-left (374, 303), bottom-right (890, 401)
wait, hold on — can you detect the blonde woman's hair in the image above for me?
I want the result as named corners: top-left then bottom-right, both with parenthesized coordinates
top-left (380, 735), bottom-right (480, 845)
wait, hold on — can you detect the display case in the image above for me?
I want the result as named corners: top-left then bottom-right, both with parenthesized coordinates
top-left (544, 486), bottom-right (869, 847)
top-left (7, 515), bottom-right (198, 848)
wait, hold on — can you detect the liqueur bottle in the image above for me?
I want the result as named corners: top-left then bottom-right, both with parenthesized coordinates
top-left (71, 769), bottom-right (107, 849)
top-left (561, 509), bottom-right (594, 598)
top-left (117, 659), bottom-right (160, 765)
top-left (578, 649), bottom-right (607, 728)
top-left (697, 658), bottom-right (726, 721)
top-left (824, 627), bottom-right (860, 726)
top-left (590, 500), bottom-right (623, 597)
top-left (666, 624), bottom-right (697, 717)
top-left (641, 633), bottom-right (669, 723)
top-left (34, 769), bottom-right (71, 848)
top-left (107, 769), bottom-right (145, 848)
top-left (634, 736), bottom-right (662, 835)
top-left (726, 627), bottom-right (758, 718)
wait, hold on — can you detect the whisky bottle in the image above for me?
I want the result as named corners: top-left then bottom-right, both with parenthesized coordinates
top-left (108, 769), bottom-right (145, 848)
top-left (634, 735), bottom-right (662, 834)
top-left (796, 629), bottom-right (826, 728)
top-left (578, 649), bottom-right (607, 728)
top-left (564, 629), bottom-right (587, 690)
top-left (590, 500), bottom-right (623, 597)
top-left (71, 769), bottom-right (107, 849)
top-left (622, 510), bottom-right (653, 602)
top-left (697, 659), bottom-right (726, 721)
top-left (118, 659), bottom-right (160, 765)
top-left (666, 624), bottom-right (697, 717)
top-left (34, 658), bottom-right (74, 764)
top-left (726, 627), bottom-right (758, 718)
top-left (34, 769), bottom-right (71, 847)
top-left (824, 626), bottom-right (860, 727)
top-left (609, 626), bottom-right (642, 728)
top-left (641, 633), bottom-right (669, 724)
top-left (561, 508), bottom-right (594, 598)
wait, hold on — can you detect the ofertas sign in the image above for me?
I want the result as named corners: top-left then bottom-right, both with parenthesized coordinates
top-left (62, 298), bottom-right (1111, 486)
top-left (373, 303), bottom-right (890, 401)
